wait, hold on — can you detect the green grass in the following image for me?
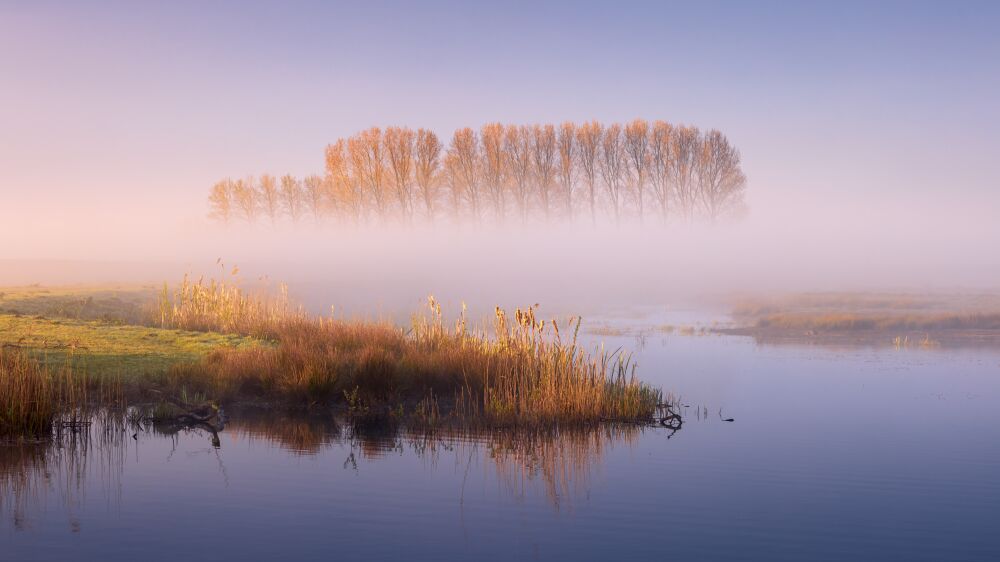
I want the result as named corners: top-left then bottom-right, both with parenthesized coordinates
top-left (0, 313), bottom-right (260, 382)
top-left (2, 281), bottom-right (664, 429)
top-left (0, 285), bottom-right (156, 323)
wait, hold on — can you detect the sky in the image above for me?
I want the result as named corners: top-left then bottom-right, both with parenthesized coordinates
top-left (1, 0), bottom-right (998, 290)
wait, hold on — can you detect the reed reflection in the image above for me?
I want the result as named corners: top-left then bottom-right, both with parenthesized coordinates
top-left (2, 409), bottom-right (679, 530)
top-left (2, 415), bottom-right (130, 532)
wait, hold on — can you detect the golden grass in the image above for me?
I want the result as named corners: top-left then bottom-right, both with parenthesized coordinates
top-left (732, 292), bottom-right (1000, 333)
top-left (0, 348), bottom-right (93, 439)
top-left (0, 349), bottom-right (56, 437)
top-left (3, 275), bottom-right (663, 429)
top-left (165, 294), bottom-right (661, 427)
top-left (754, 312), bottom-right (1000, 332)
top-left (155, 273), bottom-right (306, 338)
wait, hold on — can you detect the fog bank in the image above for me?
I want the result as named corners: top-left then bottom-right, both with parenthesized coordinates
top-left (2, 189), bottom-right (997, 318)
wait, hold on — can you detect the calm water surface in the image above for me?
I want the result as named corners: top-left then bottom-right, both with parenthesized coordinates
top-left (3, 310), bottom-right (999, 561)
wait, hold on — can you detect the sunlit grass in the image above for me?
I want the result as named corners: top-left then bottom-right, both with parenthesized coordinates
top-left (2, 278), bottom-right (663, 429)
top-left (754, 312), bottom-right (1000, 331)
top-left (0, 348), bottom-right (93, 439)
top-left (0, 285), bottom-right (154, 324)
top-left (155, 273), bottom-right (306, 338)
top-left (0, 313), bottom-right (259, 382)
top-left (165, 290), bottom-right (662, 427)
top-left (732, 292), bottom-right (1000, 333)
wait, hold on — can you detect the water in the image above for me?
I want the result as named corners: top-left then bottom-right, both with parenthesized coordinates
top-left (3, 310), bottom-right (1000, 561)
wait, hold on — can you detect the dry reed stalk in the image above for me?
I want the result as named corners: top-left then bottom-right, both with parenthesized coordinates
top-left (162, 286), bottom-right (661, 427)
top-left (0, 348), bottom-right (97, 438)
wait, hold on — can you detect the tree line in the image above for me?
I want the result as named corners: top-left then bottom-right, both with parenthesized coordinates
top-left (208, 119), bottom-right (747, 226)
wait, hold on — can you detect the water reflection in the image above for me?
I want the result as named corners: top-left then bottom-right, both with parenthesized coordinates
top-left (230, 413), bottom-right (652, 510)
top-left (1, 419), bottom-right (130, 532)
top-left (2, 409), bottom-right (673, 530)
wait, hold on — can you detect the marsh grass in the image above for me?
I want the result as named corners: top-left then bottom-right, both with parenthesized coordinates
top-left (893, 334), bottom-right (942, 349)
top-left (755, 312), bottom-right (1000, 332)
top-left (587, 325), bottom-right (631, 337)
top-left (0, 348), bottom-right (103, 439)
top-left (4, 275), bottom-right (662, 428)
top-left (0, 349), bottom-right (57, 437)
top-left (732, 292), bottom-right (1000, 333)
top-left (155, 273), bottom-right (306, 338)
top-left (164, 291), bottom-right (662, 427)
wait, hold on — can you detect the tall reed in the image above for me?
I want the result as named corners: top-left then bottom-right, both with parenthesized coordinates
top-left (0, 348), bottom-right (118, 439)
top-left (0, 348), bottom-right (91, 438)
top-left (0, 349), bottom-right (54, 437)
top-left (155, 273), bottom-right (306, 338)
top-left (162, 284), bottom-right (662, 427)
top-left (416, 298), bottom-right (661, 425)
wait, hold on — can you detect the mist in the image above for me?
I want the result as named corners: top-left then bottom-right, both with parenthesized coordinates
top-left (4, 186), bottom-right (998, 321)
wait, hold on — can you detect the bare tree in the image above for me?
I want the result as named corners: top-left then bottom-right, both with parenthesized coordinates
top-left (576, 121), bottom-right (602, 225)
top-left (448, 128), bottom-right (481, 222)
top-left (208, 179), bottom-right (234, 223)
top-left (557, 122), bottom-right (576, 220)
top-left (414, 128), bottom-right (441, 220)
top-left (302, 175), bottom-right (326, 223)
top-left (672, 126), bottom-right (701, 219)
top-left (348, 127), bottom-right (388, 220)
top-left (531, 124), bottom-right (557, 220)
top-left (233, 176), bottom-right (258, 223)
top-left (624, 119), bottom-right (650, 222)
top-left (258, 174), bottom-right (281, 225)
top-left (599, 124), bottom-right (627, 224)
top-left (649, 120), bottom-right (674, 220)
top-left (209, 120), bottom-right (747, 227)
top-left (279, 174), bottom-right (304, 223)
top-left (503, 125), bottom-right (533, 223)
top-left (697, 130), bottom-right (747, 220)
top-left (327, 139), bottom-right (362, 222)
top-left (442, 151), bottom-right (464, 221)
top-left (480, 122), bottom-right (506, 221)
top-left (384, 126), bottom-right (416, 221)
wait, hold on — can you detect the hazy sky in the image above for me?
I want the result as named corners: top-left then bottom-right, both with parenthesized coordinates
top-left (1, 0), bottom-right (998, 264)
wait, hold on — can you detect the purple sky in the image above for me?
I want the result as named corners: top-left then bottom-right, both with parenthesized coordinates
top-left (1, 1), bottom-right (998, 265)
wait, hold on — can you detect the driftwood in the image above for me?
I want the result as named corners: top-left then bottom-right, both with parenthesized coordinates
top-left (600, 403), bottom-right (683, 437)
top-left (142, 392), bottom-right (227, 447)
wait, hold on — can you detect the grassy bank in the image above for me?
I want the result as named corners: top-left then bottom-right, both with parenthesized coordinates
top-left (0, 348), bottom-right (104, 439)
top-left (2, 279), bottom-right (663, 434)
top-left (0, 285), bottom-right (154, 323)
top-left (725, 292), bottom-right (1000, 347)
top-left (0, 312), bottom-right (261, 381)
top-left (159, 281), bottom-right (662, 426)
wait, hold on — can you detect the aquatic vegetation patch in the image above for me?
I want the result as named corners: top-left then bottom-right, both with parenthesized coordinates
top-left (0, 348), bottom-right (97, 439)
top-left (165, 296), bottom-right (662, 427)
top-left (2, 278), bottom-right (664, 432)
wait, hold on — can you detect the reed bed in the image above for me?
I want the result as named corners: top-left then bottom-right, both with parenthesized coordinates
top-left (0, 348), bottom-right (94, 439)
top-left (161, 286), bottom-right (662, 427)
top-left (0, 349), bottom-right (56, 438)
top-left (754, 312), bottom-right (1000, 332)
top-left (154, 273), bottom-right (306, 338)
top-left (732, 292), bottom-right (1000, 333)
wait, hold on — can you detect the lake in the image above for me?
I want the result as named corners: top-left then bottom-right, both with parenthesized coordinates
top-left (3, 308), bottom-right (999, 561)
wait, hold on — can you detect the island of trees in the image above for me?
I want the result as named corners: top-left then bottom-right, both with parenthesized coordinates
top-left (208, 119), bottom-right (747, 226)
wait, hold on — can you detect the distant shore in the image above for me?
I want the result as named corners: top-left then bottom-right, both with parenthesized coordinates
top-left (721, 292), bottom-right (1000, 348)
